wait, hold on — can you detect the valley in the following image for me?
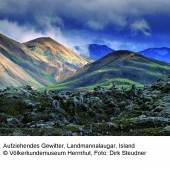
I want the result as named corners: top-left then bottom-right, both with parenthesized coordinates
top-left (0, 33), bottom-right (170, 136)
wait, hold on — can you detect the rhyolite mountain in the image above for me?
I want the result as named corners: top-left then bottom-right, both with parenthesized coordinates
top-left (52, 50), bottom-right (170, 90)
top-left (0, 34), bottom-right (45, 89)
top-left (1, 33), bottom-right (170, 91)
top-left (75, 44), bottom-right (114, 60)
top-left (0, 52), bottom-right (42, 89)
top-left (0, 34), bottom-right (88, 89)
top-left (139, 47), bottom-right (170, 63)
top-left (25, 37), bottom-right (88, 80)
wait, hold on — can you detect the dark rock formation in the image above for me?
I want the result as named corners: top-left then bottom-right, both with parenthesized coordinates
top-left (0, 77), bottom-right (170, 136)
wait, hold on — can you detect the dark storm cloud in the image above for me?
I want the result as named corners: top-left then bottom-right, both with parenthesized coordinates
top-left (0, 0), bottom-right (170, 51)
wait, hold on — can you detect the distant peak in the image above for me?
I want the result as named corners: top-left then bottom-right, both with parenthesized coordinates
top-left (141, 47), bottom-right (170, 52)
top-left (88, 43), bottom-right (114, 50)
top-left (159, 47), bottom-right (170, 50)
top-left (89, 44), bottom-right (109, 47)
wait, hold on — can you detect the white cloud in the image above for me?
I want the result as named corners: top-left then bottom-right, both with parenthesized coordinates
top-left (130, 19), bottom-right (152, 36)
top-left (0, 19), bottom-right (68, 46)
top-left (0, 19), bottom-right (42, 42)
top-left (73, 39), bottom-right (154, 57)
top-left (87, 20), bottom-right (106, 31)
top-left (0, 19), bottom-right (94, 51)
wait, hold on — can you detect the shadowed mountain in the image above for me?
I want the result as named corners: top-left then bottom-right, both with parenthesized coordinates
top-left (75, 44), bottom-right (114, 60)
top-left (88, 44), bottom-right (114, 60)
top-left (0, 34), bottom-right (88, 89)
top-left (140, 47), bottom-right (170, 63)
top-left (51, 50), bottom-right (170, 90)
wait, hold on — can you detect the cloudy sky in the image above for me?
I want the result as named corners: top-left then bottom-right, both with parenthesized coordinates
top-left (0, 0), bottom-right (170, 52)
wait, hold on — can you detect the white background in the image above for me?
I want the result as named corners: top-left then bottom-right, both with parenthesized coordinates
top-left (0, 137), bottom-right (169, 170)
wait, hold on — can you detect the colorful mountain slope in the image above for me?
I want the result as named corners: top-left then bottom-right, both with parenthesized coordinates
top-left (24, 37), bottom-right (89, 80)
top-left (0, 34), bottom-right (88, 89)
top-left (52, 50), bottom-right (170, 90)
top-left (139, 47), bottom-right (170, 63)
top-left (0, 52), bottom-right (42, 89)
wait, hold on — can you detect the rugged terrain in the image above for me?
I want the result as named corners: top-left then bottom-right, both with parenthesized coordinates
top-left (1, 34), bottom-right (170, 136)
top-left (0, 76), bottom-right (170, 136)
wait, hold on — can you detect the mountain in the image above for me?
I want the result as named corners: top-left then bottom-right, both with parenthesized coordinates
top-left (139, 47), bottom-right (170, 63)
top-left (0, 34), bottom-right (88, 89)
top-left (0, 52), bottom-right (42, 89)
top-left (75, 44), bottom-right (114, 60)
top-left (88, 44), bottom-right (114, 60)
top-left (52, 50), bottom-right (170, 90)
top-left (0, 33), bottom-right (47, 89)
top-left (24, 37), bottom-right (88, 80)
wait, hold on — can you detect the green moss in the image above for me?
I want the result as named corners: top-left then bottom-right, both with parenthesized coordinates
top-left (65, 124), bottom-right (84, 132)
